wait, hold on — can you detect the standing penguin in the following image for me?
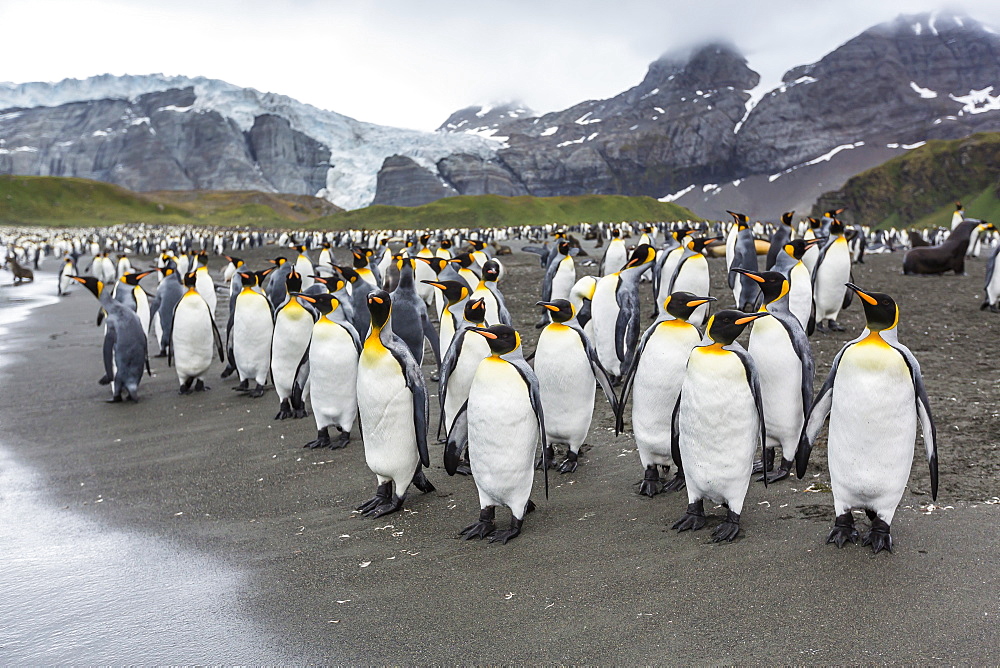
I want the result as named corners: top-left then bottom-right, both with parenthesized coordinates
top-left (732, 269), bottom-right (814, 483)
top-left (772, 238), bottom-right (822, 335)
top-left (193, 251), bottom-right (218, 318)
top-left (58, 257), bottom-right (76, 296)
top-left (590, 244), bottom-right (657, 382)
top-left (271, 270), bottom-right (316, 420)
top-left (334, 264), bottom-right (374, 338)
top-left (170, 272), bottom-right (225, 393)
top-left (533, 300), bottom-right (618, 473)
top-left (444, 324), bottom-right (548, 544)
top-left (437, 297), bottom-right (491, 446)
top-left (232, 270), bottom-right (275, 398)
top-left (671, 309), bottom-right (770, 542)
top-left (766, 212), bottom-right (795, 271)
top-left (812, 218), bottom-right (853, 332)
top-left (599, 229), bottom-right (628, 276)
top-left (423, 279), bottom-right (472, 360)
top-left (149, 263), bottom-right (184, 358)
top-left (727, 212), bottom-right (760, 312)
top-left (471, 259), bottom-right (512, 327)
top-left (982, 243), bottom-right (1000, 312)
top-left (114, 271), bottom-right (154, 336)
top-left (389, 256), bottom-right (441, 369)
top-left (356, 290), bottom-right (435, 517)
top-left (666, 238), bottom-right (717, 328)
top-left (303, 292), bottom-right (360, 450)
top-left (799, 284), bottom-right (938, 554)
top-left (616, 292), bottom-right (715, 496)
top-left (291, 244), bottom-right (315, 291)
top-left (549, 240), bottom-right (578, 302)
top-left (70, 276), bottom-right (149, 403)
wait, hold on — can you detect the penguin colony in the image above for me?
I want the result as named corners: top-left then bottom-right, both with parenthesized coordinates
top-left (8, 209), bottom-right (985, 554)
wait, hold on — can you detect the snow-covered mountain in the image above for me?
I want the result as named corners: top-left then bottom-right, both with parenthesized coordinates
top-left (0, 74), bottom-right (499, 210)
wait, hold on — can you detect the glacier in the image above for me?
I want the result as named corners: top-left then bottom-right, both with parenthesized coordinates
top-left (0, 74), bottom-right (500, 210)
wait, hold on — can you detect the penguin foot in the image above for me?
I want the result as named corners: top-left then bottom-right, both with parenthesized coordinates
top-left (194, 380), bottom-right (209, 392)
top-left (356, 482), bottom-right (392, 513)
top-left (638, 465), bottom-right (662, 497)
top-left (274, 399), bottom-right (294, 420)
top-left (663, 470), bottom-right (686, 492)
top-left (331, 430), bottom-right (350, 449)
top-left (815, 322), bottom-right (828, 333)
top-left (557, 450), bottom-right (579, 474)
top-left (534, 444), bottom-right (556, 470)
top-left (488, 516), bottom-right (524, 544)
top-left (106, 395), bottom-right (124, 403)
top-left (672, 501), bottom-right (706, 532)
top-left (758, 458), bottom-right (793, 483)
top-left (826, 512), bottom-right (859, 548)
top-left (292, 407), bottom-right (308, 419)
top-left (154, 351), bottom-right (168, 358)
top-left (712, 511), bottom-right (741, 542)
top-left (233, 379), bottom-right (250, 392)
top-left (752, 448), bottom-right (775, 475)
top-left (455, 462), bottom-right (473, 476)
top-left (412, 467), bottom-right (436, 494)
top-left (179, 379), bottom-right (194, 395)
top-left (366, 494), bottom-right (405, 518)
top-left (304, 427), bottom-right (331, 449)
top-left (220, 365), bottom-right (235, 379)
top-left (828, 320), bottom-right (846, 332)
top-left (248, 383), bottom-right (266, 398)
top-left (460, 507), bottom-right (496, 540)
top-left (98, 374), bottom-right (111, 385)
top-left (862, 514), bottom-right (892, 554)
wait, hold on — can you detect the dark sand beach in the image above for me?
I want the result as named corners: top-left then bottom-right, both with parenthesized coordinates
top-left (1, 243), bottom-right (998, 663)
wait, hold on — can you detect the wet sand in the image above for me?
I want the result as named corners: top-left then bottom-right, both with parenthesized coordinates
top-left (1, 246), bottom-right (998, 663)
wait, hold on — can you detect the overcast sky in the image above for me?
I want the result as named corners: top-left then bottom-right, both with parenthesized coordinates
top-left (2, 0), bottom-right (999, 131)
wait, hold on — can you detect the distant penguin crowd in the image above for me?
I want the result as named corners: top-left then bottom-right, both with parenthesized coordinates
top-left (7, 207), bottom-right (992, 554)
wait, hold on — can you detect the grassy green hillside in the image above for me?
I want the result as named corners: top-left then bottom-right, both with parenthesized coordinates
top-left (312, 193), bottom-right (699, 230)
top-left (814, 133), bottom-right (1000, 228)
top-left (0, 175), bottom-right (700, 229)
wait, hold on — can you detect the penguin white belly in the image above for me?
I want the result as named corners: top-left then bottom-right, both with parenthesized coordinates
top-left (415, 258), bottom-right (436, 306)
top-left (444, 333), bottom-right (490, 431)
top-left (828, 340), bottom-right (916, 523)
top-left (986, 256), bottom-right (1000, 306)
top-left (295, 258), bottom-right (315, 290)
top-left (590, 275), bottom-right (622, 377)
top-left (233, 294), bottom-right (273, 384)
top-left (679, 349), bottom-right (757, 514)
top-left (671, 257), bottom-right (710, 326)
top-left (173, 296), bottom-right (215, 382)
top-left (788, 263), bottom-right (813, 330)
top-left (535, 325), bottom-right (594, 449)
top-left (309, 322), bottom-right (359, 431)
top-left (134, 288), bottom-right (151, 336)
top-left (472, 286), bottom-right (501, 325)
top-left (655, 250), bottom-right (684, 311)
top-left (603, 243), bottom-right (627, 276)
top-left (631, 322), bottom-right (700, 466)
top-left (468, 358), bottom-right (538, 514)
top-left (357, 346), bottom-right (419, 484)
top-left (749, 316), bottom-right (804, 453)
top-left (551, 258), bottom-right (575, 301)
top-left (195, 271), bottom-right (217, 317)
top-left (271, 303), bottom-right (314, 401)
top-left (814, 240), bottom-right (851, 320)
top-left (439, 309), bottom-right (456, 356)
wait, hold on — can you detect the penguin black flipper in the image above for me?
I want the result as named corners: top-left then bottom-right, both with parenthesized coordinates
top-left (615, 316), bottom-right (661, 434)
top-left (799, 337), bottom-right (856, 478)
top-left (613, 285), bottom-right (640, 370)
top-left (842, 270), bottom-right (855, 310)
top-left (210, 311), bottom-right (226, 362)
top-left (570, 322), bottom-right (618, 414)
top-left (437, 330), bottom-right (467, 439)
top-left (97, 308), bottom-right (106, 327)
top-left (775, 316), bottom-right (816, 420)
top-left (103, 321), bottom-right (118, 382)
top-left (397, 347), bottom-right (430, 468)
top-left (728, 344), bottom-right (769, 488)
top-left (444, 400), bottom-right (469, 476)
top-left (419, 311), bottom-right (441, 367)
top-left (887, 340), bottom-right (939, 500)
top-left (670, 393), bottom-right (683, 470)
top-left (806, 300), bottom-right (817, 337)
top-left (493, 288), bottom-right (513, 327)
top-left (506, 355), bottom-right (549, 499)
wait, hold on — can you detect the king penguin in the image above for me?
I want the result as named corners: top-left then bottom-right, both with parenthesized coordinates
top-left (727, 211), bottom-right (760, 312)
top-left (389, 256), bottom-right (440, 370)
top-left (533, 299), bottom-right (618, 473)
top-left (812, 218), bottom-right (853, 332)
top-left (437, 297), bottom-right (490, 448)
top-left (732, 269), bottom-right (814, 483)
top-left (303, 292), bottom-right (361, 450)
top-left (671, 309), bottom-right (769, 542)
top-left (665, 237), bottom-right (717, 328)
top-left (771, 238), bottom-right (822, 335)
top-left (170, 271), bottom-right (225, 393)
top-left (799, 283), bottom-right (938, 554)
top-left (471, 259), bottom-right (512, 327)
top-left (616, 292), bottom-right (715, 496)
top-left (356, 290), bottom-right (435, 517)
top-left (70, 276), bottom-right (150, 402)
top-left (444, 324), bottom-right (549, 544)
top-left (149, 262), bottom-right (184, 358)
top-left (232, 270), bottom-right (274, 398)
top-left (982, 242), bottom-right (1000, 312)
top-left (423, 279), bottom-right (472, 361)
top-left (271, 270), bottom-right (316, 419)
top-left (590, 244), bottom-right (656, 383)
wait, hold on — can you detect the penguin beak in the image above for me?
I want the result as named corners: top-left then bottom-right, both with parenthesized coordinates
top-left (535, 301), bottom-right (561, 312)
top-left (310, 275), bottom-right (328, 284)
top-left (731, 268), bottom-right (766, 283)
top-left (734, 313), bottom-right (770, 325)
top-left (845, 283), bottom-right (878, 305)
top-left (134, 270), bottom-right (154, 281)
top-left (422, 280), bottom-right (447, 290)
top-left (685, 297), bottom-right (716, 308)
top-left (470, 327), bottom-right (498, 340)
top-left (295, 294), bottom-right (316, 303)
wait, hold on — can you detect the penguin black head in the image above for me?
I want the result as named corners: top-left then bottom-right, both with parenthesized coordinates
top-left (482, 260), bottom-right (501, 282)
top-left (440, 238), bottom-right (453, 250)
top-left (292, 244), bottom-right (307, 253)
top-left (846, 283), bottom-right (898, 332)
top-left (780, 211), bottom-right (795, 226)
top-left (422, 280), bottom-right (469, 304)
top-left (830, 219), bottom-right (845, 234)
top-left (557, 240), bottom-right (571, 255)
top-left (727, 211), bottom-right (750, 229)
top-left (536, 299), bottom-right (574, 323)
top-left (237, 271), bottom-right (257, 286)
top-left (808, 217), bottom-right (821, 229)
top-left (687, 237), bottom-right (721, 254)
top-left (224, 255), bottom-right (244, 268)
top-left (312, 274), bottom-right (347, 293)
top-left (121, 270), bottom-right (153, 286)
top-left (351, 248), bottom-right (371, 269)
top-left (706, 309), bottom-right (770, 346)
top-left (611, 228), bottom-right (621, 238)
top-left (450, 253), bottom-right (475, 269)
top-left (196, 250), bottom-right (209, 267)
top-left (417, 256), bottom-right (448, 274)
top-left (367, 289), bottom-right (392, 328)
top-left (268, 256), bottom-right (288, 266)
top-left (396, 255), bottom-right (416, 272)
top-left (623, 243), bottom-right (655, 270)
top-left (467, 239), bottom-right (487, 251)
top-left (824, 208), bottom-right (846, 219)
top-left (335, 265), bottom-right (361, 284)
top-left (285, 270), bottom-right (303, 294)
top-left (783, 238), bottom-right (822, 260)
top-left (731, 268), bottom-right (788, 304)
top-left (182, 271), bottom-right (198, 288)
top-left (419, 233), bottom-right (431, 247)
top-left (69, 275), bottom-right (103, 299)
top-left (664, 292), bottom-right (716, 322)
top-left (471, 324), bottom-right (520, 356)
top-left (465, 297), bottom-right (487, 324)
